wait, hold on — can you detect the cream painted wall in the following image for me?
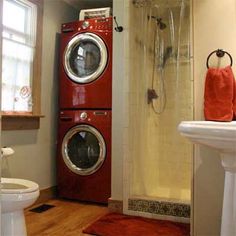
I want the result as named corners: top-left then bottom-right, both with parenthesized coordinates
top-left (193, 0), bottom-right (236, 235)
top-left (1, 0), bottom-right (77, 190)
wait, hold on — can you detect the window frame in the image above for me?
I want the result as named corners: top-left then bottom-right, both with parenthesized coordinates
top-left (1, 0), bottom-right (44, 130)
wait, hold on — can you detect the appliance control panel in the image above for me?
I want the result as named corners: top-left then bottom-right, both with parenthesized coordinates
top-left (59, 110), bottom-right (111, 125)
top-left (61, 17), bottom-right (112, 33)
top-left (92, 18), bottom-right (112, 30)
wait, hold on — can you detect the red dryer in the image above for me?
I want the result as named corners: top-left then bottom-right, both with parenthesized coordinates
top-left (59, 17), bottom-right (112, 109)
top-left (57, 110), bottom-right (111, 203)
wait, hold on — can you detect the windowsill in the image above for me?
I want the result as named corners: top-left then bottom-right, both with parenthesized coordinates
top-left (2, 112), bottom-right (45, 130)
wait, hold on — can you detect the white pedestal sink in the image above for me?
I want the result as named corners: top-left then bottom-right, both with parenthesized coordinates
top-left (178, 121), bottom-right (236, 236)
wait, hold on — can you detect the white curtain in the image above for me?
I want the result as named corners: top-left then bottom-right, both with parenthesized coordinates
top-left (129, 0), bottom-right (193, 202)
top-left (1, 0), bottom-right (37, 112)
top-left (2, 38), bottom-right (33, 112)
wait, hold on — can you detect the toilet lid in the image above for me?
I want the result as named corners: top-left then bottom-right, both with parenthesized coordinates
top-left (1, 178), bottom-right (39, 194)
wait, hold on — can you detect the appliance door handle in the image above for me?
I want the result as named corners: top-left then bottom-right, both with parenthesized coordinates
top-left (62, 28), bottom-right (74, 33)
top-left (60, 117), bottom-right (73, 121)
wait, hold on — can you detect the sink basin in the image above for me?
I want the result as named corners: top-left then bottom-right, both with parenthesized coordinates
top-left (178, 121), bottom-right (236, 152)
top-left (178, 121), bottom-right (236, 236)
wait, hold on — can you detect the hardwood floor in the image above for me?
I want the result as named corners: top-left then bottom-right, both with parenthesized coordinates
top-left (25, 199), bottom-right (109, 236)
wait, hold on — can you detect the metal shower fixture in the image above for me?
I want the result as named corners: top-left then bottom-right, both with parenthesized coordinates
top-left (148, 15), bottom-right (167, 30)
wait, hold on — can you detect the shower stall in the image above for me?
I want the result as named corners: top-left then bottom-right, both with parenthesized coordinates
top-left (124, 0), bottom-right (193, 222)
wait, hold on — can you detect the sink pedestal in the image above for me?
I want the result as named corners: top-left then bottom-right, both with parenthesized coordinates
top-left (178, 121), bottom-right (236, 236)
top-left (220, 152), bottom-right (236, 236)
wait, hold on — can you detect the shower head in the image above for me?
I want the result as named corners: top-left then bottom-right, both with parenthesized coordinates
top-left (148, 15), bottom-right (167, 30)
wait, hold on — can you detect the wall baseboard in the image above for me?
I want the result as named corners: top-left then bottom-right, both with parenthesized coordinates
top-left (34, 186), bottom-right (57, 205)
top-left (108, 198), bottom-right (123, 213)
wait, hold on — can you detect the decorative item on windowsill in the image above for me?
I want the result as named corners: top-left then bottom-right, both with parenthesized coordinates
top-left (204, 49), bottom-right (236, 121)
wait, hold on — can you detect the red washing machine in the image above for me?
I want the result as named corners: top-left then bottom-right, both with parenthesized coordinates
top-left (57, 109), bottom-right (111, 203)
top-left (59, 17), bottom-right (112, 109)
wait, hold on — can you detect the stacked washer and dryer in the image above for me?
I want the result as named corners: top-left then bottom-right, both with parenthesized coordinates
top-left (57, 10), bottom-right (112, 204)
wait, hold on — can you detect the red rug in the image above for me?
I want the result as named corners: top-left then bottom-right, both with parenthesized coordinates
top-left (83, 213), bottom-right (190, 236)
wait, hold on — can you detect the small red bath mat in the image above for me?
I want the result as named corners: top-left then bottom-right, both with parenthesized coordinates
top-left (83, 212), bottom-right (190, 236)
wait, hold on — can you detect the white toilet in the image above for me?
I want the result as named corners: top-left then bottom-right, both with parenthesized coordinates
top-left (1, 177), bottom-right (39, 236)
top-left (1, 147), bottom-right (40, 235)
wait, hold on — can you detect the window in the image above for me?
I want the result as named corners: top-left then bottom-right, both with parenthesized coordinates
top-left (2, 0), bottom-right (36, 112)
top-left (1, 0), bottom-right (43, 130)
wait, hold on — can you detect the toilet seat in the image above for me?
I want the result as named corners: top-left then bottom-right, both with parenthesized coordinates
top-left (1, 178), bottom-right (39, 194)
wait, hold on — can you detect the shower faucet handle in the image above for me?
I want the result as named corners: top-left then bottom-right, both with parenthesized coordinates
top-left (147, 89), bottom-right (158, 104)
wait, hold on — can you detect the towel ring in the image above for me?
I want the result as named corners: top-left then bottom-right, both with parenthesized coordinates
top-left (206, 49), bottom-right (233, 68)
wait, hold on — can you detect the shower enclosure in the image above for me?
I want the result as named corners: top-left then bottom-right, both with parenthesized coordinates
top-left (124, 0), bottom-right (193, 222)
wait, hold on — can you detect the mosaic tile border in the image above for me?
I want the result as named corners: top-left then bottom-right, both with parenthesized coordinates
top-left (128, 198), bottom-right (190, 218)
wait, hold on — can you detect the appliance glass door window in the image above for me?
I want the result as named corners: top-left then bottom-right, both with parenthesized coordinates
top-left (62, 125), bottom-right (106, 175)
top-left (69, 41), bottom-right (100, 78)
top-left (64, 32), bottom-right (108, 84)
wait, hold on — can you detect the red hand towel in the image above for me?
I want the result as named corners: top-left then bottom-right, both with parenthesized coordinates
top-left (204, 66), bottom-right (235, 121)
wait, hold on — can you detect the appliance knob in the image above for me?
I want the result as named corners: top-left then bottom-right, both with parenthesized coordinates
top-left (80, 112), bottom-right (88, 120)
top-left (82, 21), bottom-right (90, 29)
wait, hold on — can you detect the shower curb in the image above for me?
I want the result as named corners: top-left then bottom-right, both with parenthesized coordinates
top-left (108, 198), bottom-right (123, 213)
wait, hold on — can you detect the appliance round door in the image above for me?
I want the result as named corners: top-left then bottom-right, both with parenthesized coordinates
top-left (62, 124), bottom-right (106, 176)
top-left (63, 32), bottom-right (108, 84)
